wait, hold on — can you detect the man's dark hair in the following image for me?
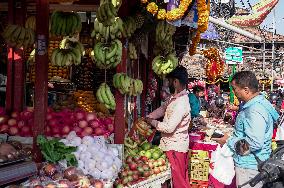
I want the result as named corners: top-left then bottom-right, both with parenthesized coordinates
top-left (166, 65), bottom-right (188, 86)
top-left (192, 85), bottom-right (205, 94)
top-left (231, 71), bottom-right (259, 93)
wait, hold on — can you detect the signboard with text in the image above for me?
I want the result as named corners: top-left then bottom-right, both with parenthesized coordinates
top-left (225, 47), bottom-right (243, 64)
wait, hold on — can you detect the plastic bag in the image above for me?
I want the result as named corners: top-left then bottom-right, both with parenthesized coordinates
top-left (210, 144), bottom-right (235, 185)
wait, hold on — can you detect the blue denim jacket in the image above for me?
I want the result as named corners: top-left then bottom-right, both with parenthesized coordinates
top-left (227, 95), bottom-right (279, 170)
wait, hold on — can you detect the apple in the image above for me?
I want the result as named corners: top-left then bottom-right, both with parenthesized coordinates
top-left (129, 163), bottom-right (138, 171)
top-left (148, 161), bottom-right (154, 169)
top-left (126, 156), bottom-right (133, 164)
top-left (153, 167), bottom-right (161, 174)
top-left (158, 158), bottom-right (166, 165)
top-left (132, 174), bottom-right (139, 181)
top-left (143, 171), bottom-right (151, 177)
top-left (142, 164), bottom-right (150, 171)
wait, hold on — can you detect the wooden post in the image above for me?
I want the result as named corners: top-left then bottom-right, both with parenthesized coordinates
top-left (5, 0), bottom-right (15, 114)
top-left (33, 0), bottom-right (49, 162)
top-left (114, 41), bottom-right (127, 144)
top-left (13, 0), bottom-right (26, 112)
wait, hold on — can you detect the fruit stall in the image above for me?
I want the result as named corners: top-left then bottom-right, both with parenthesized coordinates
top-left (0, 0), bottom-right (213, 187)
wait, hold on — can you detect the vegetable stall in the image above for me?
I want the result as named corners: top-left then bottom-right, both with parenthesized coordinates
top-left (0, 0), bottom-right (212, 187)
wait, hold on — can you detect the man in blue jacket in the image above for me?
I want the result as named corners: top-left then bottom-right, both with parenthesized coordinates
top-left (213, 71), bottom-right (279, 188)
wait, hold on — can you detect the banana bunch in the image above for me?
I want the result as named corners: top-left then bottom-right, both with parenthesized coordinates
top-left (51, 48), bottom-right (82, 66)
top-left (25, 16), bottom-right (36, 31)
top-left (111, 0), bottom-right (122, 9)
top-left (123, 17), bottom-right (137, 38)
top-left (60, 38), bottom-right (85, 55)
top-left (50, 11), bottom-right (82, 36)
top-left (101, 0), bottom-right (122, 10)
top-left (96, 2), bottom-right (117, 26)
top-left (124, 137), bottom-right (139, 157)
top-left (96, 83), bottom-right (116, 110)
top-left (91, 39), bottom-right (122, 69)
top-left (91, 17), bottom-right (124, 42)
top-left (128, 42), bottom-right (138, 60)
top-left (27, 49), bottom-right (35, 64)
top-left (152, 53), bottom-right (179, 76)
top-left (113, 73), bottom-right (143, 96)
top-left (2, 24), bottom-right (35, 48)
top-left (155, 21), bottom-right (176, 55)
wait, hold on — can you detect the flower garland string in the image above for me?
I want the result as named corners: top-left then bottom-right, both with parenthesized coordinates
top-left (189, 0), bottom-right (210, 55)
top-left (143, 0), bottom-right (193, 21)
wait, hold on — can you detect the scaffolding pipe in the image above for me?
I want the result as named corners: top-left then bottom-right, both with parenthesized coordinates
top-left (209, 16), bottom-right (262, 42)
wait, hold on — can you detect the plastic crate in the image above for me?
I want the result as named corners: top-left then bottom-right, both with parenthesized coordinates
top-left (190, 180), bottom-right (209, 188)
top-left (190, 150), bottom-right (210, 182)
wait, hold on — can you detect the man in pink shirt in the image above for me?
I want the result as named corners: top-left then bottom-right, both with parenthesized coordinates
top-left (145, 66), bottom-right (191, 188)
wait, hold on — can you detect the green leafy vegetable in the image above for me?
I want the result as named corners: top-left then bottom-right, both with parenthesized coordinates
top-left (37, 135), bottom-right (78, 166)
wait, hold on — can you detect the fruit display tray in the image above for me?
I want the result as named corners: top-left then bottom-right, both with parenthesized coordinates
top-left (129, 169), bottom-right (172, 188)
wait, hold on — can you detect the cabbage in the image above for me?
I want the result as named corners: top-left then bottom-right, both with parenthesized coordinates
top-left (70, 137), bottom-right (81, 146)
top-left (82, 136), bottom-right (94, 146)
top-left (78, 144), bottom-right (87, 153)
top-left (66, 131), bottom-right (77, 140)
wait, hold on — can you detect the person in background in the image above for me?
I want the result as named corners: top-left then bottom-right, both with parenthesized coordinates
top-left (213, 71), bottom-right (279, 188)
top-left (145, 66), bottom-right (191, 188)
top-left (188, 85), bottom-right (205, 118)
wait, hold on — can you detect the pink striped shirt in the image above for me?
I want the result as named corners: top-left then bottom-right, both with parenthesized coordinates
top-left (147, 89), bottom-right (191, 152)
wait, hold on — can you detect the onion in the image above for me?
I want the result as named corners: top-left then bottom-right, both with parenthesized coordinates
top-left (46, 126), bottom-right (51, 135)
top-left (78, 120), bottom-right (88, 128)
top-left (8, 119), bottom-right (17, 126)
top-left (104, 117), bottom-right (113, 125)
top-left (11, 111), bottom-right (19, 119)
top-left (64, 166), bottom-right (77, 180)
top-left (48, 119), bottom-right (57, 127)
top-left (106, 124), bottom-right (114, 133)
top-left (86, 113), bottom-right (96, 122)
top-left (46, 114), bottom-right (53, 121)
top-left (0, 124), bottom-right (9, 133)
top-left (21, 126), bottom-right (30, 136)
top-left (83, 127), bottom-right (93, 135)
top-left (51, 126), bottom-right (60, 135)
top-left (94, 127), bottom-right (104, 136)
top-left (9, 126), bottom-right (19, 135)
top-left (17, 120), bottom-right (25, 129)
top-left (76, 112), bottom-right (85, 120)
top-left (62, 125), bottom-right (71, 135)
top-left (0, 115), bottom-right (8, 125)
top-left (91, 179), bottom-right (104, 188)
top-left (21, 111), bottom-right (33, 121)
top-left (73, 126), bottom-right (82, 134)
top-left (89, 119), bottom-right (100, 129)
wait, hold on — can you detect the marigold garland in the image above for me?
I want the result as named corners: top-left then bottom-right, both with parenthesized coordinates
top-left (157, 9), bottom-right (167, 20)
top-left (166, 0), bottom-right (193, 21)
top-left (141, 0), bottom-right (193, 21)
top-left (203, 47), bottom-right (225, 81)
top-left (147, 2), bottom-right (159, 15)
top-left (189, 0), bottom-right (210, 55)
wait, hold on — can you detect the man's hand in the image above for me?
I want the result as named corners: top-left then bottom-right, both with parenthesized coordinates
top-left (211, 133), bottom-right (230, 146)
top-left (145, 117), bottom-right (153, 125)
top-left (145, 117), bottom-right (157, 128)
